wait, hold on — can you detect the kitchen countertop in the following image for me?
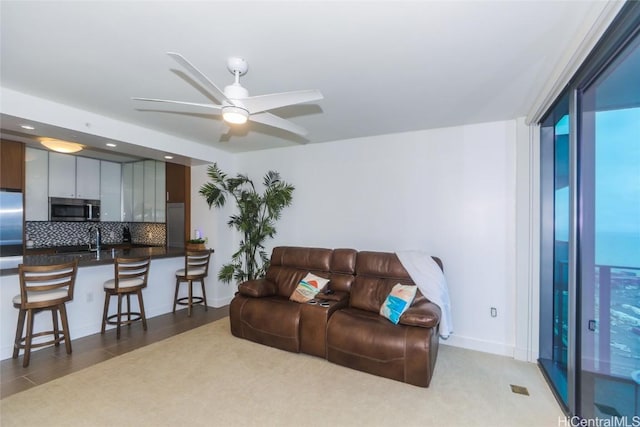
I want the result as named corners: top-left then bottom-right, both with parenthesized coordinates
top-left (24, 243), bottom-right (154, 254)
top-left (1, 246), bottom-right (191, 276)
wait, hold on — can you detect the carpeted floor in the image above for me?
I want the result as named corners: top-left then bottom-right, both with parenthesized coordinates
top-left (0, 318), bottom-right (562, 426)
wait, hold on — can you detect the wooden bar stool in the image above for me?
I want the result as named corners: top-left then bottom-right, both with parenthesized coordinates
top-left (173, 250), bottom-right (211, 316)
top-left (13, 260), bottom-right (78, 367)
top-left (101, 256), bottom-right (150, 339)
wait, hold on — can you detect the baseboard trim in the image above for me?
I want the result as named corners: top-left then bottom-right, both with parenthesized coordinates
top-left (440, 334), bottom-right (515, 357)
top-left (513, 346), bottom-right (539, 362)
top-left (210, 295), bottom-right (233, 308)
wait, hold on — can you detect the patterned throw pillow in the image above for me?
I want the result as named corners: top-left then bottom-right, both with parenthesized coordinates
top-left (290, 273), bottom-right (330, 303)
top-left (380, 283), bottom-right (418, 324)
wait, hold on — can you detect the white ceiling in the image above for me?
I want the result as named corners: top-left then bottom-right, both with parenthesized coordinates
top-left (0, 1), bottom-right (615, 160)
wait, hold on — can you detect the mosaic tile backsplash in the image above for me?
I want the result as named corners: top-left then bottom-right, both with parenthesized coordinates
top-left (25, 222), bottom-right (166, 248)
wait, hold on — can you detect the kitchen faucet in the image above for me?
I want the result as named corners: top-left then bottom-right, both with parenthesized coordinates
top-left (89, 226), bottom-right (102, 252)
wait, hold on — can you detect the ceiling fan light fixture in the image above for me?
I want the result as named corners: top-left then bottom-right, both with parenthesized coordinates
top-left (222, 106), bottom-right (249, 125)
top-left (40, 137), bottom-right (84, 153)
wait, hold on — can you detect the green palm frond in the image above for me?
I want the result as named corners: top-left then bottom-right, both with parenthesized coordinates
top-left (206, 163), bottom-right (227, 183)
top-left (218, 263), bottom-right (237, 283)
top-left (263, 170), bottom-right (280, 187)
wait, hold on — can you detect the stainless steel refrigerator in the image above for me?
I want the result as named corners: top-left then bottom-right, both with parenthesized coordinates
top-left (166, 202), bottom-right (185, 248)
top-left (0, 190), bottom-right (24, 256)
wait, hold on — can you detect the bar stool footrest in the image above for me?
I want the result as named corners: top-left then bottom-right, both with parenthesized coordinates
top-left (14, 331), bottom-right (65, 351)
top-left (106, 312), bottom-right (143, 326)
top-left (176, 296), bottom-right (205, 306)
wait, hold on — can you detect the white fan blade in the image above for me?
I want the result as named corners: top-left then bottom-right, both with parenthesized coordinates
top-left (241, 89), bottom-right (323, 114)
top-left (132, 97), bottom-right (223, 112)
top-left (167, 52), bottom-right (230, 104)
top-left (249, 112), bottom-right (309, 136)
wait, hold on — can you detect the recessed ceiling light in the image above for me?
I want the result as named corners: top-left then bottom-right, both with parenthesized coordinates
top-left (164, 155), bottom-right (174, 160)
top-left (20, 124), bottom-right (35, 130)
top-left (106, 143), bottom-right (117, 147)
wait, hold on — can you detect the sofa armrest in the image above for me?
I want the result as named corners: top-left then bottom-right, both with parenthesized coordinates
top-left (399, 300), bottom-right (441, 328)
top-left (315, 290), bottom-right (349, 303)
top-left (237, 278), bottom-right (277, 298)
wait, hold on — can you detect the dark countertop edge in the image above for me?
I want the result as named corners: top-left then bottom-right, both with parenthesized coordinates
top-left (23, 243), bottom-right (164, 254)
top-left (0, 246), bottom-right (209, 277)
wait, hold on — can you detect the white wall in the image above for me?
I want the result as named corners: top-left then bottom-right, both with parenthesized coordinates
top-left (514, 118), bottom-right (540, 362)
top-left (199, 120), bottom-right (522, 356)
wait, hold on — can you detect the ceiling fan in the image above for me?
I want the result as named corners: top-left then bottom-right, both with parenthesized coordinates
top-left (133, 52), bottom-right (323, 136)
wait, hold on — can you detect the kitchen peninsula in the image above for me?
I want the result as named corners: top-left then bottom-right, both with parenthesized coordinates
top-left (0, 140), bottom-right (196, 361)
top-left (3, 245), bottom-right (185, 275)
top-left (0, 245), bottom-right (195, 360)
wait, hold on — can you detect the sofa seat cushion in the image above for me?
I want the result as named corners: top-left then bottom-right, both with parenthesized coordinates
top-left (326, 307), bottom-right (437, 387)
top-left (328, 308), bottom-right (408, 361)
top-left (229, 295), bottom-right (302, 353)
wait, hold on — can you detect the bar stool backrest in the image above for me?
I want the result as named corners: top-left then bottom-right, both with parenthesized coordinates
top-left (114, 256), bottom-right (150, 291)
top-left (184, 250), bottom-right (211, 279)
top-left (18, 261), bottom-right (78, 309)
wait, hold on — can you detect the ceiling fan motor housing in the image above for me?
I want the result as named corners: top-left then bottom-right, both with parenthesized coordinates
top-left (227, 57), bottom-right (248, 76)
top-left (224, 83), bottom-right (249, 100)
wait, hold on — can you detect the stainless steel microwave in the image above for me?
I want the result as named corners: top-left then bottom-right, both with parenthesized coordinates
top-left (49, 197), bottom-right (100, 222)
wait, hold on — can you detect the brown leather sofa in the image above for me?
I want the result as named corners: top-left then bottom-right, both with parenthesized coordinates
top-left (229, 246), bottom-right (442, 387)
top-left (229, 246), bottom-right (357, 356)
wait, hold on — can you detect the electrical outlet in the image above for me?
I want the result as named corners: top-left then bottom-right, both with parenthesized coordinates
top-left (490, 307), bottom-right (497, 318)
top-left (86, 292), bottom-right (93, 303)
top-left (109, 231), bottom-right (114, 239)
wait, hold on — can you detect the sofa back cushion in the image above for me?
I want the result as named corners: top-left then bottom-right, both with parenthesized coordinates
top-left (329, 248), bottom-right (357, 292)
top-left (350, 251), bottom-right (420, 313)
top-left (266, 247), bottom-right (334, 298)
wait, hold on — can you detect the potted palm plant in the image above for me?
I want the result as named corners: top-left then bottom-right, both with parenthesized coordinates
top-left (199, 163), bottom-right (294, 284)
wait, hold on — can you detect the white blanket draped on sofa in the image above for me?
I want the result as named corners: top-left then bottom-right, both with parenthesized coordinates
top-left (396, 250), bottom-right (453, 339)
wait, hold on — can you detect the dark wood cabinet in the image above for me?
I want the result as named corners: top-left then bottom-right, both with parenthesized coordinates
top-left (166, 162), bottom-right (189, 203)
top-left (165, 162), bottom-right (191, 245)
top-left (0, 140), bottom-right (25, 190)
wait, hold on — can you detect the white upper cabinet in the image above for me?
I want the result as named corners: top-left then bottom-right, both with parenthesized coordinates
top-left (48, 153), bottom-right (100, 200)
top-left (100, 160), bottom-right (121, 222)
top-left (28, 152), bottom-right (165, 224)
top-left (143, 160), bottom-right (156, 222)
top-left (25, 147), bottom-right (49, 221)
top-left (132, 161), bottom-right (144, 221)
top-left (121, 160), bottom-right (166, 223)
top-left (155, 161), bottom-right (166, 223)
top-left (121, 162), bottom-right (133, 222)
top-left (48, 152), bottom-right (76, 198)
top-left (75, 157), bottom-right (100, 200)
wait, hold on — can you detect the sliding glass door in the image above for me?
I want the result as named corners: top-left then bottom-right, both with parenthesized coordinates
top-left (540, 96), bottom-right (571, 409)
top-left (577, 33), bottom-right (640, 420)
top-left (539, 2), bottom-right (640, 419)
